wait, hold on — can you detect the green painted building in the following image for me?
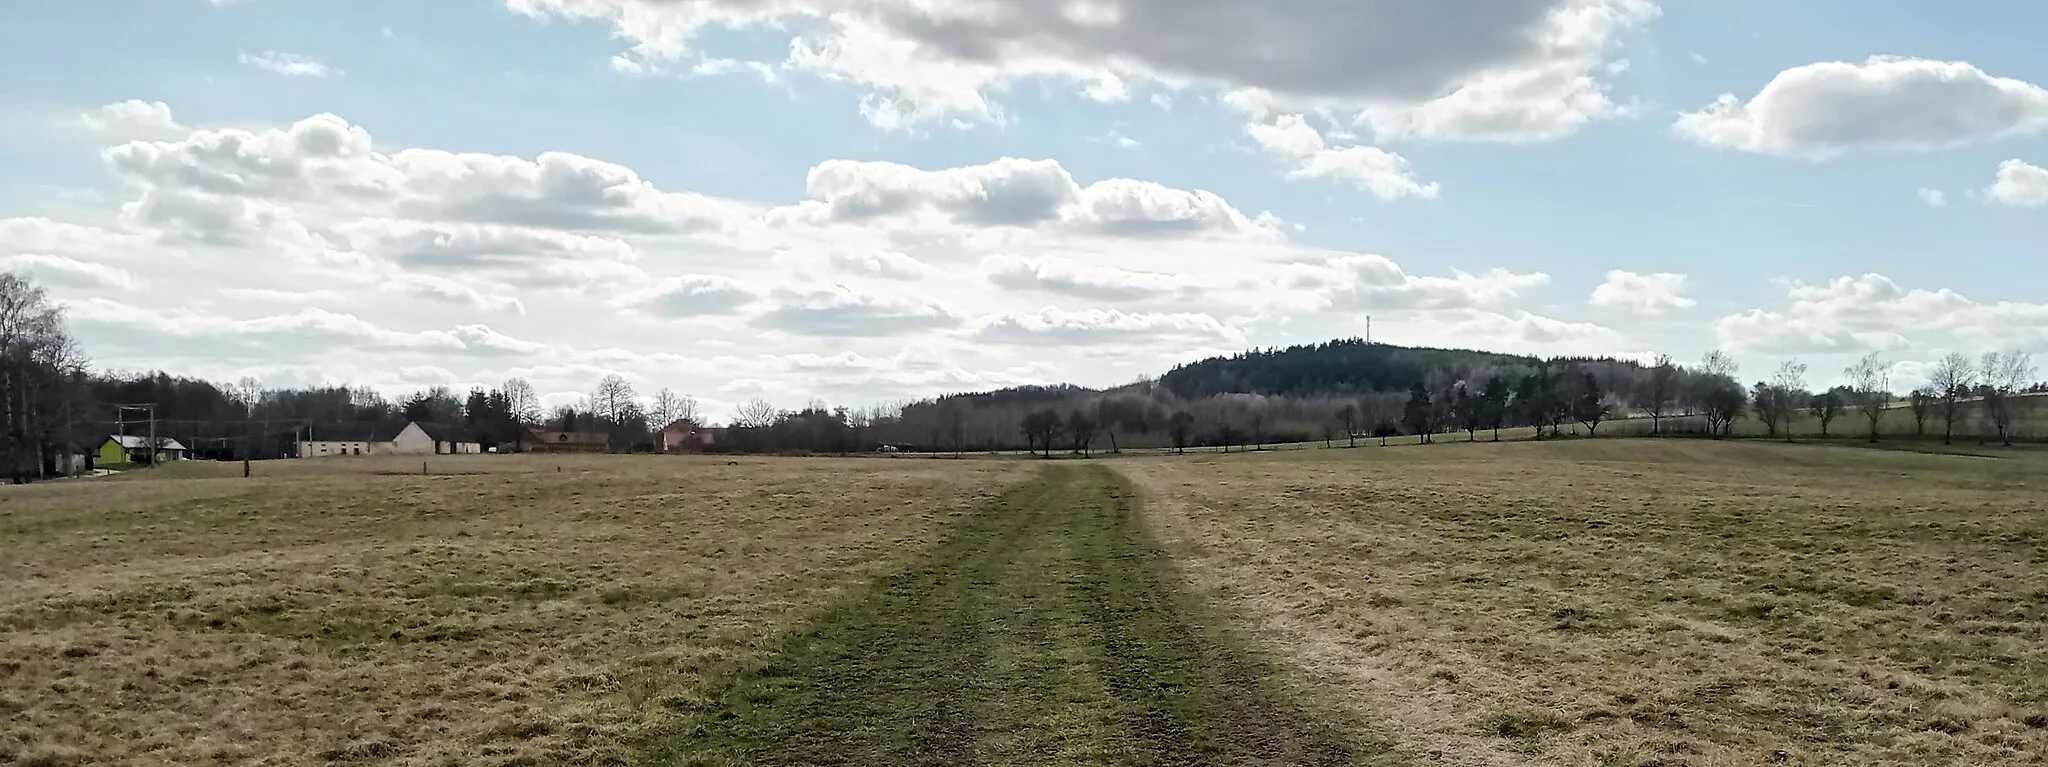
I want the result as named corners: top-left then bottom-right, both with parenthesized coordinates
top-left (98, 435), bottom-right (188, 465)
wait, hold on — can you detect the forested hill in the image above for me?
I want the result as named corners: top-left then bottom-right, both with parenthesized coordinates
top-left (1159, 338), bottom-right (1644, 398)
top-left (932, 384), bottom-right (1098, 409)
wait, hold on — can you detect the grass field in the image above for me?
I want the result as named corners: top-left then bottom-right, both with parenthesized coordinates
top-left (1127, 440), bottom-right (2048, 765)
top-left (1, 456), bottom-right (1025, 765)
top-left (5, 442), bottom-right (2046, 765)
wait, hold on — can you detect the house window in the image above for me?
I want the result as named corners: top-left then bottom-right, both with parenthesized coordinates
top-left (353, 447), bottom-right (361, 455)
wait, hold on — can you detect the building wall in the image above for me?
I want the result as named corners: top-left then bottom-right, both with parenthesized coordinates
top-left (298, 440), bottom-right (372, 457)
top-left (384, 422), bottom-right (436, 455)
top-left (443, 441), bottom-right (480, 454)
top-left (96, 440), bottom-right (183, 464)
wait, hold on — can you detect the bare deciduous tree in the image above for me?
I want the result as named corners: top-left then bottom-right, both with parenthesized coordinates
top-left (501, 378), bottom-right (542, 426)
top-left (1906, 386), bottom-right (1934, 436)
top-left (735, 397), bottom-right (778, 429)
top-left (1699, 349), bottom-right (1738, 379)
top-left (651, 388), bottom-right (684, 425)
top-left (945, 404), bottom-right (966, 455)
top-left (1750, 382), bottom-right (1782, 438)
top-left (1335, 403), bottom-right (1358, 448)
top-left (1095, 396), bottom-right (1148, 454)
top-left (1403, 382), bottom-right (1433, 444)
top-left (1570, 371), bottom-right (1610, 436)
top-left (0, 274), bottom-right (92, 481)
top-left (1019, 409), bottom-right (1063, 456)
top-left (1770, 359), bottom-right (1809, 441)
top-left (1213, 420), bottom-right (1241, 453)
top-left (1167, 411), bottom-right (1195, 454)
top-left (1067, 410), bottom-right (1098, 456)
top-left (1701, 384), bottom-right (1745, 438)
top-left (1978, 350), bottom-right (2036, 446)
top-left (1845, 352), bottom-right (1890, 442)
top-left (590, 374), bottom-right (637, 443)
top-left (1694, 349), bottom-right (1739, 415)
top-left (1480, 376), bottom-right (1511, 441)
top-left (230, 377), bottom-right (264, 416)
top-left (1642, 354), bottom-right (1677, 435)
top-left (1809, 386), bottom-right (1849, 438)
top-left (1928, 352), bottom-right (1975, 445)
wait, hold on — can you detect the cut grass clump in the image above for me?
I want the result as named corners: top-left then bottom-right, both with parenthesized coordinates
top-left (1485, 708), bottom-right (1576, 742)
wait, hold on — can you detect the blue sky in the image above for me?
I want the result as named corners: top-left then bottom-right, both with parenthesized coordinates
top-left (3, 0), bottom-right (2046, 416)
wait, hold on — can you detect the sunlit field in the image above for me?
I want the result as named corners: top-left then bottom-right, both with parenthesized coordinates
top-left (1, 455), bottom-right (1023, 765)
top-left (1126, 439), bottom-right (2048, 765)
top-left (7, 441), bottom-right (2045, 765)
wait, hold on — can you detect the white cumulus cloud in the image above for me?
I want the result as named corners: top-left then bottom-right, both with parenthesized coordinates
top-left (1675, 56), bottom-right (2048, 157)
top-left (1986, 159), bottom-right (2048, 207)
top-left (1590, 270), bottom-right (1695, 314)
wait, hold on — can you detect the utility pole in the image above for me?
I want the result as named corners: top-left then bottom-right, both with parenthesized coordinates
top-left (114, 403), bottom-right (158, 466)
top-left (1366, 315), bottom-right (1372, 344)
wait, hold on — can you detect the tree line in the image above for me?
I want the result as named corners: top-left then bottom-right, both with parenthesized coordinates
top-left (940, 348), bottom-right (2044, 457)
top-left (6, 266), bottom-right (2044, 480)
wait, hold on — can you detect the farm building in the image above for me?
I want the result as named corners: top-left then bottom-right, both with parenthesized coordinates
top-left (387, 422), bottom-right (482, 455)
top-left (97, 435), bottom-right (187, 465)
top-left (297, 422), bottom-right (394, 458)
top-left (295, 421), bottom-right (479, 457)
top-left (524, 430), bottom-right (609, 453)
top-left (658, 419), bottom-right (725, 451)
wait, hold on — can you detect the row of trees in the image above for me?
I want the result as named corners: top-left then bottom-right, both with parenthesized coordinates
top-left (8, 265), bottom-right (2046, 478)
top-left (1726, 350), bottom-right (2039, 446)
top-left (79, 371), bottom-right (711, 456)
top-left (0, 266), bottom-right (736, 475)
top-left (377, 373), bottom-right (716, 453)
top-left (0, 274), bottom-right (94, 481)
top-left (994, 346), bottom-right (2044, 457)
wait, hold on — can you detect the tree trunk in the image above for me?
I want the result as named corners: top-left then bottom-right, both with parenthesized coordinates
top-left (1105, 428), bottom-right (1119, 454)
top-left (1651, 414), bottom-right (1661, 436)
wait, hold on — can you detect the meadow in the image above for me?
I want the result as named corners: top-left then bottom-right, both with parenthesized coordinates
top-left (1127, 440), bottom-right (2048, 765)
top-left (1, 455), bottom-right (1025, 765)
top-left (4, 440), bottom-right (2045, 765)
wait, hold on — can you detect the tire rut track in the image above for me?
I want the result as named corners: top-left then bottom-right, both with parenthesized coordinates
top-left (643, 464), bottom-right (1388, 766)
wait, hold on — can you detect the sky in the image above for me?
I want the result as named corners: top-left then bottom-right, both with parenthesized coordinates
top-left (3, 0), bottom-right (2046, 420)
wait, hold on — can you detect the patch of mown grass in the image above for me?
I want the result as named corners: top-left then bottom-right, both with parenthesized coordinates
top-left (643, 464), bottom-right (1386, 766)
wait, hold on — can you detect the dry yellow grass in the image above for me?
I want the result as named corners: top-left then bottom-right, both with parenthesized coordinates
top-left (1, 454), bottom-right (1024, 766)
top-left (1123, 440), bottom-right (2048, 766)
